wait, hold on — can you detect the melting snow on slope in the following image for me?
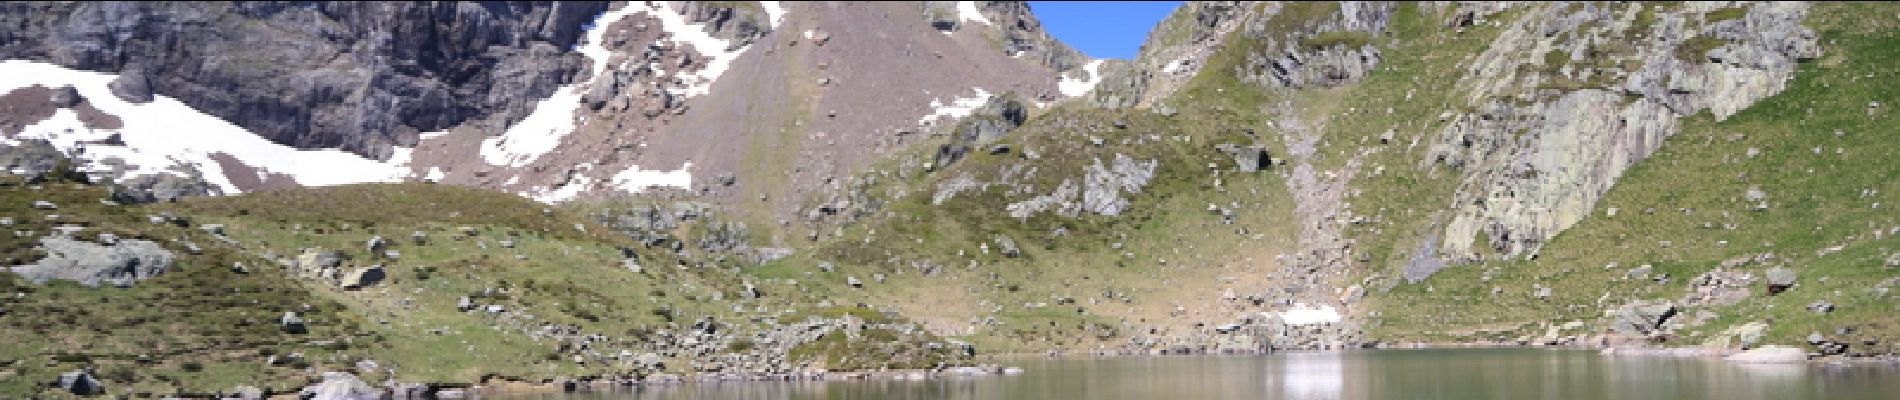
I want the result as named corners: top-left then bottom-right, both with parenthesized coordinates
top-left (613, 163), bottom-right (694, 193)
top-left (760, 1), bottom-right (786, 29)
top-left (916, 88), bottom-right (995, 127)
top-left (1280, 303), bottom-right (1342, 326)
top-left (482, 2), bottom-right (753, 170)
top-left (1059, 59), bottom-right (1106, 97)
top-left (0, 60), bottom-right (411, 195)
top-left (479, 4), bottom-right (644, 168)
top-left (957, 1), bottom-right (993, 26)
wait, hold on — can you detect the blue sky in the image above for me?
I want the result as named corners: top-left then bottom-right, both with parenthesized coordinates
top-left (1029, 1), bottom-right (1183, 59)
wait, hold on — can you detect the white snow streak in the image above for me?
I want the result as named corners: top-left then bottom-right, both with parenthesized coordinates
top-left (481, 1), bottom-right (757, 168)
top-left (760, 1), bottom-right (786, 29)
top-left (916, 88), bottom-right (995, 127)
top-left (1279, 303), bottom-right (1342, 326)
top-left (1058, 59), bottom-right (1106, 97)
top-left (478, 4), bottom-right (643, 167)
top-left (956, 1), bottom-right (993, 26)
top-left (0, 60), bottom-right (412, 195)
top-left (612, 163), bottom-right (694, 193)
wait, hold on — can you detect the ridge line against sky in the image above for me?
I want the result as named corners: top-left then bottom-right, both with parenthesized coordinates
top-left (1029, 1), bottom-right (1183, 60)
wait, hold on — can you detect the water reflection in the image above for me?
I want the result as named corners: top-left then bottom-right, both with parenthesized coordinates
top-left (523, 349), bottom-right (1900, 400)
top-left (1272, 352), bottom-right (1343, 399)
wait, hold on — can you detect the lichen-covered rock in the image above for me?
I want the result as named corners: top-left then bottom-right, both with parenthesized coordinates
top-left (8, 236), bottom-right (173, 287)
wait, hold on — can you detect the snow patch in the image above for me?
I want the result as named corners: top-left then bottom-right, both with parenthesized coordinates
top-left (1161, 58), bottom-right (1192, 75)
top-left (612, 163), bottom-right (694, 193)
top-left (1280, 303), bottom-right (1342, 326)
top-left (916, 88), bottom-right (994, 127)
top-left (1058, 59), bottom-right (1106, 97)
top-left (0, 60), bottom-right (413, 195)
top-left (481, 1), bottom-right (760, 168)
top-left (956, 1), bottom-right (993, 26)
top-left (423, 167), bottom-right (447, 182)
top-left (648, 1), bottom-right (748, 98)
top-left (478, 4), bottom-right (643, 167)
top-left (760, 1), bottom-right (786, 29)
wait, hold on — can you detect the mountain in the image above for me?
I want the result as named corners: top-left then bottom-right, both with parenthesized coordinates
top-left (4, 1), bottom-right (1900, 397)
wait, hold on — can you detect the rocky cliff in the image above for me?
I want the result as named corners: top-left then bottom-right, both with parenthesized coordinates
top-left (0, 1), bottom-right (608, 160)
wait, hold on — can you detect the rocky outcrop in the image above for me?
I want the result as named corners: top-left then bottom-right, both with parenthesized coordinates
top-left (973, 1), bottom-right (1087, 73)
top-left (1092, 2), bottom-right (1251, 108)
top-left (1236, 2), bottom-right (1394, 89)
top-left (933, 95), bottom-right (1028, 168)
top-left (1080, 154), bottom-right (1158, 216)
top-left (0, 139), bottom-right (64, 178)
top-left (110, 170), bottom-right (222, 204)
top-left (1426, 2), bottom-right (1820, 261)
top-left (9, 236), bottom-right (175, 287)
top-left (0, 1), bottom-right (609, 160)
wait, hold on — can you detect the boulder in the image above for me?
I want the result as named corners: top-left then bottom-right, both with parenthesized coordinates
top-left (366, 236), bottom-right (387, 255)
top-left (847, 276), bottom-right (863, 288)
top-left (56, 370), bottom-right (105, 396)
top-left (108, 66), bottom-right (154, 104)
top-left (340, 265), bottom-right (385, 289)
top-left (49, 85), bottom-right (83, 108)
top-left (1765, 267), bottom-right (1797, 294)
top-left (281, 312), bottom-right (307, 334)
top-left (1724, 345), bottom-right (1806, 363)
top-left (1806, 300), bottom-right (1835, 313)
top-left (1610, 300), bottom-right (1676, 336)
top-left (300, 372), bottom-right (381, 400)
top-left (226, 385), bottom-right (264, 400)
top-left (993, 235), bottom-right (1022, 258)
top-left (8, 236), bottom-right (173, 287)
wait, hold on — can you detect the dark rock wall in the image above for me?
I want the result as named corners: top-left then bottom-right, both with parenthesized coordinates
top-left (0, 1), bottom-right (609, 160)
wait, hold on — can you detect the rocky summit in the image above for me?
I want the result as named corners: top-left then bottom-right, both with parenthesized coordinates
top-left (2, 1), bottom-right (1899, 398)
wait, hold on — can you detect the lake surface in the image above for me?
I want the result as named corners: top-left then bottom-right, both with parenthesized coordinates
top-left (503, 349), bottom-right (1900, 399)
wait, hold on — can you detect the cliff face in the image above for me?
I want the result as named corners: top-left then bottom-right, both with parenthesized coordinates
top-left (0, 1), bottom-right (607, 160)
top-left (1425, 2), bottom-right (1819, 262)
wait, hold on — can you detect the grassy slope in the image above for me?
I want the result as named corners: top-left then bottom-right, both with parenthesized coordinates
top-left (1, 182), bottom-right (946, 396)
top-left (1366, 2), bottom-right (1900, 350)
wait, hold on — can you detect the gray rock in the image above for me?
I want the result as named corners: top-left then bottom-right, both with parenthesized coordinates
top-left (1806, 300), bottom-right (1835, 313)
top-left (993, 235), bottom-right (1022, 258)
top-left (281, 312), bottom-right (307, 334)
top-left (111, 172), bottom-right (220, 204)
top-left (340, 265), bottom-right (385, 289)
top-left (227, 385), bottom-right (264, 400)
top-left (366, 236), bottom-right (387, 254)
top-left (847, 276), bottom-right (863, 288)
top-left (109, 65), bottom-right (154, 104)
top-left (1215, 144), bottom-right (1272, 172)
top-left (1611, 300), bottom-right (1677, 336)
top-left (300, 372), bottom-right (380, 400)
top-left (56, 370), bottom-right (105, 396)
top-left (0, 140), bottom-right (65, 180)
top-left (8, 236), bottom-right (173, 287)
top-left (1766, 266), bottom-right (1797, 293)
top-left (49, 85), bottom-right (83, 107)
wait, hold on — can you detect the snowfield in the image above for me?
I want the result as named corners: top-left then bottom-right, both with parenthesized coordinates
top-left (0, 60), bottom-right (413, 195)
